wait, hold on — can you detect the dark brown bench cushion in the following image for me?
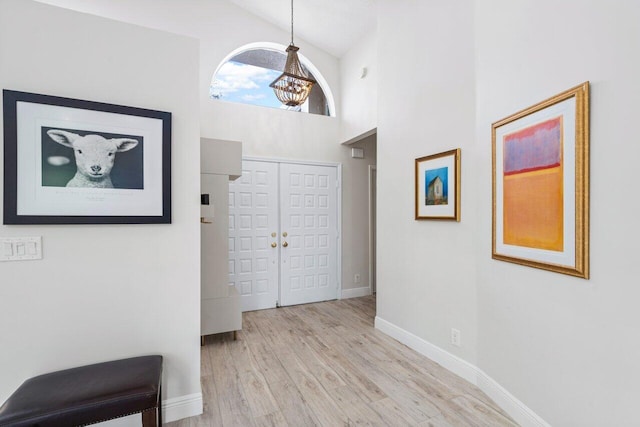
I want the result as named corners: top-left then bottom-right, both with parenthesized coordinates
top-left (0, 355), bottom-right (162, 427)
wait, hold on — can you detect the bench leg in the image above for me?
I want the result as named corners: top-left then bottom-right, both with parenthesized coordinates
top-left (143, 385), bottom-right (161, 427)
top-left (142, 408), bottom-right (157, 427)
top-left (159, 385), bottom-right (163, 426)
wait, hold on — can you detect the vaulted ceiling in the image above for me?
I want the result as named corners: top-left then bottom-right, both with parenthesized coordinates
top-left (227, 0), bottom-right (378, 57)
top-left (36, 0), bottom-right (378, 58)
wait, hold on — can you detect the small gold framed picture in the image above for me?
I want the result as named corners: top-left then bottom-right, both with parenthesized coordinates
top-left (415, 148), bottom-right (461, 221)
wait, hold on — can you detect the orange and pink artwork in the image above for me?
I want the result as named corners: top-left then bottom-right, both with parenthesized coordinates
top-left (503, 117), bottom-right (563, 251)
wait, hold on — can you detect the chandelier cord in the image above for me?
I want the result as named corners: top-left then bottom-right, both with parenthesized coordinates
top-left (270, 0), bottom-right (315, 107)
top-left (290, 0), bottom-right (294, 45)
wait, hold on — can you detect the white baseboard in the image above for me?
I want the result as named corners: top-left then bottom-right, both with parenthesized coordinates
top-left (374, 317), bottom-right (477, 384)
top-left (341, 286), bottom-right (371, 299)
top-left (162, 392), bottom-right (203, 423)
top-left (374, 316), bottom-right (550, 427)
top-left (475, 372), bottom-right (550, 427)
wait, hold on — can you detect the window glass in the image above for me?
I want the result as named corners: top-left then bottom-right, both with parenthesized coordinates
top-left (211, 48), bottom-right (330, 116)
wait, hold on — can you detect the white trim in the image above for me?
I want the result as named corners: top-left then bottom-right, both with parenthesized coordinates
top-left (374, 317), bottom-right (551, 427)
top-left (374, 317), bottom-right (477, 383)
top-left (243, 155), bottom-right (341, 168)
top-left (276, 163), bottom-right (282, 307)
top-left (336, 163), bottom-right (343, 297)
top-left (368, 165), bottom-right (377, 294)
top-left (342, 127), bottom-right (377, 145)
top-left (212, 42), bottom-right (336, 117)
top-left (476, 372), bottom-right (551, 427)
top-left (162, 392), bottom-right (203, 423)
top-left (341, 286), bottom-right (371, 299)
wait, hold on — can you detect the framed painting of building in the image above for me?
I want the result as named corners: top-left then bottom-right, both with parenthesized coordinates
top-left (415, 148), bottom-right (461, 221)
top-left (492, 82), bottom-right (589, 278)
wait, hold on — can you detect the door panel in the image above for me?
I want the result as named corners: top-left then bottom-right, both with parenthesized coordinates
top-left (229, 160), bottom-right (339, 311)
top-left (280, 163), bottom-right (338, 306)
top-left (228, 161), bottom-right (279, 311)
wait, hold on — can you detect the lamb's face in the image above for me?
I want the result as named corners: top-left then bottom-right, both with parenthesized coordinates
top-left (47, 130), bottom-right (138, 181)
top-left (70, 134), bottom-right (119, 179)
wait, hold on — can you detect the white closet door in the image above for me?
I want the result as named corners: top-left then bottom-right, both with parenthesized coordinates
top-left (228, 160), bottom-right (279, 312)
top-left (280, 163), bottom-right (339, 306)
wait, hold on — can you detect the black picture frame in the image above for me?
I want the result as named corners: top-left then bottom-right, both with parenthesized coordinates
top-left (3, 90), bottom-right (171, 224)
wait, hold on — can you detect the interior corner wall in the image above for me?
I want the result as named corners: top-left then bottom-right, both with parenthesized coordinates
top-left (378, 0), bottom-right (640, 425)
top-left (339, 31), bottom-right (378, 143)
top-left (376, 0), bottom-right (478, 363)
top-left (475, 1), bottom-right (640, 425)
top-left (0, 1), bottom-right (202, 423)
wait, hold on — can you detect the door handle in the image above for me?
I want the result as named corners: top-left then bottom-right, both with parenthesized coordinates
top-left (282, 241), bottom-right (289, 248)
top-left (271, 242), bottom-right (277, 248)
top-left (200, 217), bottom-right (212, 224)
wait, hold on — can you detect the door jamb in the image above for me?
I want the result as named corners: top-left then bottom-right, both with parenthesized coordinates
top-left (368, 165), bottom-right (377, 295)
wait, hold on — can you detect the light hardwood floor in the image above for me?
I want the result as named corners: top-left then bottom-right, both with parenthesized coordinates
top-left (168, 296), bottom-right (517, 427)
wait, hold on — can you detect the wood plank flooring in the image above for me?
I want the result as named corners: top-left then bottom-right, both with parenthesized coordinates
top-left (168, 296), bottom-right (517, 427)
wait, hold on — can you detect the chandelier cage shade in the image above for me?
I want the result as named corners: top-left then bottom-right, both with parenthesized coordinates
top-left (270, 44), bottom-right (316, 107)
top-left (270, 0), bottom-right (316, 107)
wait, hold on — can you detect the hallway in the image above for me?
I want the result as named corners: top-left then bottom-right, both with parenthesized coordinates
top-left (169, 296), bottom-right (516, 426)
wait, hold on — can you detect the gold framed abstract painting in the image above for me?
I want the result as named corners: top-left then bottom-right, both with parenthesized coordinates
top-left (415, 148), bottom-right (461, 221)
top-left (492, 82), bottom-right (589, 278)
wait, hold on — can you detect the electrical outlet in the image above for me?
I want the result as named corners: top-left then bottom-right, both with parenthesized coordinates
top-left (354, 273), bottom-right (361, 283)
top-left (451, 328), bottom-right (461, 347)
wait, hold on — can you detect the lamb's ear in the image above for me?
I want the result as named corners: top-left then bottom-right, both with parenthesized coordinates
top-left (113, 138), bottom-right (139, 152)
top-left (47, 130), bottom-right (80, 148)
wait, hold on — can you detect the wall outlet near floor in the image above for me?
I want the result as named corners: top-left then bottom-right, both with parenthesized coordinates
top-left (451, 328), bottom-right (461, 347)
top-left (353, 273), bottom-right (361, 284)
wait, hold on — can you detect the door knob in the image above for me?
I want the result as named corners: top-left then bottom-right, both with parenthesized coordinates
top-left (282, 241), bottom-right (289, 248)
top-left (282, 232), bottom-right (288, 237)
top-left (271, 242), bottom-right (277, 248)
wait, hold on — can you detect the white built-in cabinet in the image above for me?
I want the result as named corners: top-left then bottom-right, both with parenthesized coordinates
top-left (200, 138), bottom-right (242, 340)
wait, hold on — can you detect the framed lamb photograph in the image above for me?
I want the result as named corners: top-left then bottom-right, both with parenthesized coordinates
top-left (3, 89), bottom-right (171, 224)
top-left (415, 148), bottom-right (461, 221)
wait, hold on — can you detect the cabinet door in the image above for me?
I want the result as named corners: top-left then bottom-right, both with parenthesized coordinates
top-left (201, 173), bottom-right (230, 300)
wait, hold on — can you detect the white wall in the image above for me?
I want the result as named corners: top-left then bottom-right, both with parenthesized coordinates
top-left (36, 0), bottom-right (373, 293)
top-left (340, 31), bottom-right (378, 143)
top-left (0, 0), bottom-right (202, 423)
top-left (377, 0), bottom-right (640, 425)
top-left (34, 0), bottom-right (340, 121)
top-left (475, 1), bottom-right (640, 425)
top-left (376, 0), bottom-right (478, 363)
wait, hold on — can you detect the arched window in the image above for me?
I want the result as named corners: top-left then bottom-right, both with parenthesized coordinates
top-left (211, 42), bottom-right (335, 117)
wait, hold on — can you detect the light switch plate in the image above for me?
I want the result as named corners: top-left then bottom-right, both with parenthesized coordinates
top-left (0, 236), bottom-right (42, 261)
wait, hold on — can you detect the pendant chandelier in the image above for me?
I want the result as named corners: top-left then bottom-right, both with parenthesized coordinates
top-left (270, 0), bottom-right (316, 107)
